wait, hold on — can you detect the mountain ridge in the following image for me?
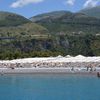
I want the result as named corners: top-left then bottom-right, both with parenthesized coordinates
top-left (30, 11), bottom-right (100, 35)
top-left (0, 10), bottom-right (100, 59)
top-left (30, 10), bottom-right (72, 22)
top-left (0, 11), bottom-right (30, 27)
top-left (80, 6), bottom-right (100, 19)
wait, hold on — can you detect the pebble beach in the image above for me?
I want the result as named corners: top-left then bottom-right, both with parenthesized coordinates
top-left (0, 55), bottom-right (100, 74)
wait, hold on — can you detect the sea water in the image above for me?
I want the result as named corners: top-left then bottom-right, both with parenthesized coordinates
top-left (0, 74), bottom-right (100, 100)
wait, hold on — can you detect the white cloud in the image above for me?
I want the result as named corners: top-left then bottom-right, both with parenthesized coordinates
top-left (65, 0), bottom-right (100, 8)
top-left (83, 0), bottom-right (100, 8)
top-left (11, 0), bottom-right (44, 8)
top-left (65, 0), bottom-right (75, 6)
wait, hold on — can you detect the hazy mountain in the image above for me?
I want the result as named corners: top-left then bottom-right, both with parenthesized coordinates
top-left (30, 11), bottom-right (100, 35)
top-left (30, 11), bottom-right (71, 22)
top-left (80, 6), bottom-right (100, 19)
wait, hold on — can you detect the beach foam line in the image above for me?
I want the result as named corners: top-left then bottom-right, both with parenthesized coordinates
top-left (0, 68), bottom-right (100, 74)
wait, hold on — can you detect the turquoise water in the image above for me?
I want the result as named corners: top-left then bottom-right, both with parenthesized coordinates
top-left (0, 74), bottom-right (100, 100)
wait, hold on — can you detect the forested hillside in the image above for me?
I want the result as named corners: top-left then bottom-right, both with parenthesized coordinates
top-left (0, 11), bottom-right (100, 59)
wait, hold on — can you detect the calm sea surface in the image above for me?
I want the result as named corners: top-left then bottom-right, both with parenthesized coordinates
top-left (0, 74), bottom-right (100, 100)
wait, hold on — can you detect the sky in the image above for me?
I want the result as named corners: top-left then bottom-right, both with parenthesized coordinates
top-left (0, 0), bottom-right (100, 18)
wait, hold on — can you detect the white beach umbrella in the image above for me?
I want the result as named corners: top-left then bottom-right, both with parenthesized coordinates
top-left (65, 55), bottom-right (72, 58)
top-left (57, 55), bottom-right (63, 58)
top-left (75, 55), bottom-right (85, 58)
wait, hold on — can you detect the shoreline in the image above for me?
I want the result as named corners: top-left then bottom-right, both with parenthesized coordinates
top-left (0, 68), bottom-right (99, 75)
top-left (0, 55), bottom-right (100, 75)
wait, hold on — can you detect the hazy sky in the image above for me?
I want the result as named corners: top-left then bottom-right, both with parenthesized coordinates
top-left (0, 0), bottom-right (100, 18)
